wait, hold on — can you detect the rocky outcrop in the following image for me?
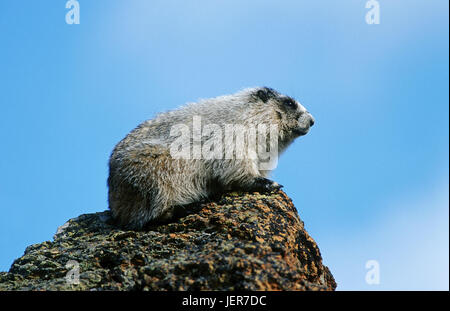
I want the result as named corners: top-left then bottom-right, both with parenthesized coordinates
top-left (0, 190), bottom-right (336, 291)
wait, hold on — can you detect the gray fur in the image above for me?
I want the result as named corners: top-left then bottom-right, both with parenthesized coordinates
top-left (108, 87), bottom-right (315, 229)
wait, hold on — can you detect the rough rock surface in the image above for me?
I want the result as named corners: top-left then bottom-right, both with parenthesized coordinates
top-left (0, 190), bottom-right (336, 291)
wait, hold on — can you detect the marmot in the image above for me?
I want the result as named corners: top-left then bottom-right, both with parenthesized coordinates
top-left (108, 87), bottom-right (315, 229)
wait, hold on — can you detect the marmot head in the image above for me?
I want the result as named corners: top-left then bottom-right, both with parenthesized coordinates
top-left (251, 87), bottom-right (315, 138)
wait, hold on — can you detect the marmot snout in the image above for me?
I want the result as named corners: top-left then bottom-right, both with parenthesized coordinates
top-left (108, 87), bottom-right (314, 229)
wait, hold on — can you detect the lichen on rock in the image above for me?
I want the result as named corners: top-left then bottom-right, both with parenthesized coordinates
top-left (0, 190), bottom-right (336, 291)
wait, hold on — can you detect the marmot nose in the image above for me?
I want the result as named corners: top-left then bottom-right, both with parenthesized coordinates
top-left (309, 116), bottom-right (315, 127)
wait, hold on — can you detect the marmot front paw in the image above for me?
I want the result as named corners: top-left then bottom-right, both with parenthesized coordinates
top-left (252, 177), bottom-right (284, 193)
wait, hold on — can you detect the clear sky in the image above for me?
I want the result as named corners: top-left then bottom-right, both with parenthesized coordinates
top-left (0, 1), bottom-right (448, 290)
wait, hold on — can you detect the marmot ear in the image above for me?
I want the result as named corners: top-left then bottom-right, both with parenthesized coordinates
top-left (256, 89), bottom-right (269, 103)
top-left (255, 87), bottom-right (275, 103)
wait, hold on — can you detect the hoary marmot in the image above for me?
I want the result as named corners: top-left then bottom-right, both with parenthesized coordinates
top-left (108, 87), bottom-right (315, 229)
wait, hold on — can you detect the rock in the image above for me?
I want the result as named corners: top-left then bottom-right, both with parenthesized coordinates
top-left (0, 190), bottom-right (336, 291)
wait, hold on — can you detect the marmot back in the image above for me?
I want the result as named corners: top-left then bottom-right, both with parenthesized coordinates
top-left (108, 87), bottom-right (315, 229)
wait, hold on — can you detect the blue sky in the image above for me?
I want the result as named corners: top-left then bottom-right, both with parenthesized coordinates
top-left (0, 1), bottom-right (448, 290)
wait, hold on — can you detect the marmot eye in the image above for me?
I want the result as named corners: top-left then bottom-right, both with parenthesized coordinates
top-left (283, 98), bottom-right (297, 109)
